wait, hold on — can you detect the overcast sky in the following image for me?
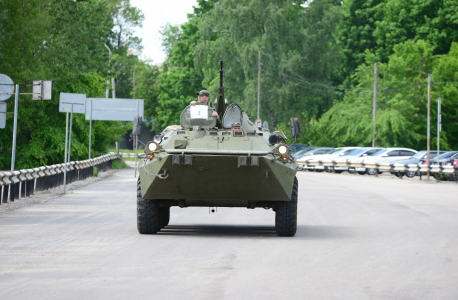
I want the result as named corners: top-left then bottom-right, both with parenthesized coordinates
top-left (130, 0), bottom-right (198, 64)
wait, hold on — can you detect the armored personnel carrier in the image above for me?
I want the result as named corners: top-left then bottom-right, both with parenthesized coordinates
top-left (137, 61), bottom-right (300, 236)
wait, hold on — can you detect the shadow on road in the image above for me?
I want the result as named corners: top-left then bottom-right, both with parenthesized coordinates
top-left (159, 224), bottom-right (277, 237)
top-left (156, 224), bottom-right (351, 239)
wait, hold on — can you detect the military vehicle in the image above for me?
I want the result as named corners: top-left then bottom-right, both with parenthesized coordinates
top-left (137, 61), bottom-right (300, 236)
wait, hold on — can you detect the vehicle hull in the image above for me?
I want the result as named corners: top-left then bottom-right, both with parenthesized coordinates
top-left (139, 153), bottom-right (296, 207)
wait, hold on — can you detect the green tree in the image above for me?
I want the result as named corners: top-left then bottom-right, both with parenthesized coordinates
top-left (373, 0), bottom-right (458, 63)
top-left (0, 0), bottom-right (133, 170)
top-left (195, 0), bottom-right (343, 133)
top-left (337, 0), bottom-right (386, 85)
top-left (311, 40), bottom-right (438, 149)
top-left (152, 0), bottom-right (218, 130)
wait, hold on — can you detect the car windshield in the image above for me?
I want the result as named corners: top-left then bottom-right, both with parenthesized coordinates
top-left (342, 149), bottom-right (358, 155)
top-left (411, 151), bottom-right (427, 159)
top-left (295, 149), bottom-right (314, 155)
top-left (327, 149), bottom-right (344, 155)
top-left (371, 149), bottom-right (387, 156)
top-left (438, 152), bottom-right (457, 159)
top-left (347, 149), bottom-right (366, 156)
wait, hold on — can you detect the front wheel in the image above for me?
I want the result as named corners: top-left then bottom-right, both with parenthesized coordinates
top-left (275, 177), bottom-right (298, 237)
top-left (137, 176), bottom-right (161, 234)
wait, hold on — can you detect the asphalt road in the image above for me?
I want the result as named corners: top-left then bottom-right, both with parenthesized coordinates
top-left (1, 167), bottom-right (458, 300)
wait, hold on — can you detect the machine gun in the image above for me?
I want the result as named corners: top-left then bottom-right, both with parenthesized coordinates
top-left (216, 60), bottom-right (225, 128)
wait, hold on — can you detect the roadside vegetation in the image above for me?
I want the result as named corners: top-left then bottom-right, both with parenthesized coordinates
top-left (1, 0), bottom-right (457, 171)
top-left (112, 159), bottom-right (131, 169)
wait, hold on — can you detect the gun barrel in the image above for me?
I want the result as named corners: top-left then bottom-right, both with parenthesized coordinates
top-left (216, 60), bottom-right (225, 127)
top-left (219, 60), bottom-right (223, 87)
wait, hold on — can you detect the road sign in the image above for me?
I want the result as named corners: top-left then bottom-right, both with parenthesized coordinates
top-left (254, 118), bottom-right (262, 127)
top-left (0, 74), bottom-right (14, 101)
top-left (33, 81), bottom-right (53, 100)
top-left (59, 93), bottom-right (86, 113)
top-left (0, 102), bottom-right (6, 128)
top-left (263, 120), bottom-right (269, 130)
top-left (85, 98), bottom-right (144, 121)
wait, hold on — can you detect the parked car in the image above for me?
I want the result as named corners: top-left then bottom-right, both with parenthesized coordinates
top-left (292, 147), bottom-right (316, 158)
top-left (427, 151), bottom-right (458, 165)
top-left (333, 147), bottom-right (385, 173)
top-left (391, 150), bottom-right (447, 178)
top-left (296, 148), bottom-right (334, 170)
top-left (289, 144), bottom-right (309, 154)
top-left (349, 148), bottom-right (418, 175)
top-left (306, 147), bottom-right (361, 172)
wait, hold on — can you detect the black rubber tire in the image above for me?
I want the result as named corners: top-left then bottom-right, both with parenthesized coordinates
top-left (334, 170), bottom-right (343, 174)
top-left (347, 169), bottom-right (355, 174)
top-left (405, 171), bottom-right (416, 178)
top-left (137, 177), bottom-right (161, 234)
top-left (275, 177), bottom-right (298, 237)
top-left (159, 207), bottom-right (170, 228)
top-left (315, 169), bottom-right (324, 173)
top-left (367, 168), bottom-right (377, 175)
top-left (357, 171), bottom-right (366, 175)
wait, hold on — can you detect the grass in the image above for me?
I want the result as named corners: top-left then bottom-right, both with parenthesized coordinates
top-left (93, 166), bottom-right (98, 177)
top-left (112, 159), bottom-right (131, 169)
top-left (108, 146), bottom-right (145, 154)
top-left (123, 157), bottom-right (137, 161)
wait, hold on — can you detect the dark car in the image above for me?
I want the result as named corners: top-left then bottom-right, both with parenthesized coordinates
top-left (428, 151), bottom-right (458, 164)
top-left (289, 144), bottom-right (309, 154)
top-left (391, 150), bottom-right (447, 178)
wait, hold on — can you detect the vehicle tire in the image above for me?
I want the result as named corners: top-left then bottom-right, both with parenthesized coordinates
top-left (405, 171), bottom-right (416, 178)
top-left (334, 170), bottom-right (343, 174)
top-left (348, 169), bottom-right (355, 174)
top-left (137, 177), bottom-right (161, 234)
top-left (159, 207), bottom-right (170, 228)
top-left (357, 171), bottom-right (366, 175)
top-left (315, 169), bottom-right (324, 173)
top-left (394, 173), bottom-right (400, 177)
top-left (367, 168), bottom-right (377, 175)
top-left (275, 177), bottom-right (298, 237)
top-left (308, 169), bottom-right (314, 172)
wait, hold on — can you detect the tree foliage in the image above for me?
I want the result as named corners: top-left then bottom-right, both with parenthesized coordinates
top-left (0, 0), bottom-right (143, 170)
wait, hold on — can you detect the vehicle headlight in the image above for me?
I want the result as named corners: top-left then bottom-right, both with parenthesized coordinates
top-left (278, 145), bottom-right (288, 154)
top-left (148, 142), bottom-right (158, 152)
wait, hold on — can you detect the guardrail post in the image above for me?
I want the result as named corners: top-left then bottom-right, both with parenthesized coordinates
top-left (26, 180), bottom-right (32, 197)
top-left (2, 186), bottom-right (7, 204)
top-left (9, 184), bottom-right (15, 202)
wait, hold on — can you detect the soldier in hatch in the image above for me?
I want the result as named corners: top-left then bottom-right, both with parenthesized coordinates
top-left (190, 90), bottom-right (218, 117)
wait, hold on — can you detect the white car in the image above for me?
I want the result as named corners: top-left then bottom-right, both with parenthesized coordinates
top-left (296, 148), bottom-right (334, 171)
top-left (333, 147), bottom-right (385, 173)
top-left (348, 148), bottom-right (418, 175)
top-left (300, 147), bottom-right (361, 172)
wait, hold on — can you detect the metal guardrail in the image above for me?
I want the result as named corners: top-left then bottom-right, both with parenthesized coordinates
top-left (0, 153), bottom-right (121, 205)
top-left (297, 158), bottom-right (458, 181)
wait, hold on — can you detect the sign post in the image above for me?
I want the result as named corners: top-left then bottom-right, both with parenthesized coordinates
top-left (11, 85), bottom-right (19, 171)
top-left (85, 98), bottom-right (144, 176)
top-left (59, 93), bottom-right (86, 193)
top-left (1, 75), bottom-right (52, 171)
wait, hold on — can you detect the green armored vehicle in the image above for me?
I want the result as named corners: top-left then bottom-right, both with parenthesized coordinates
top-left (137, 61), bottom-right (300, 236)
